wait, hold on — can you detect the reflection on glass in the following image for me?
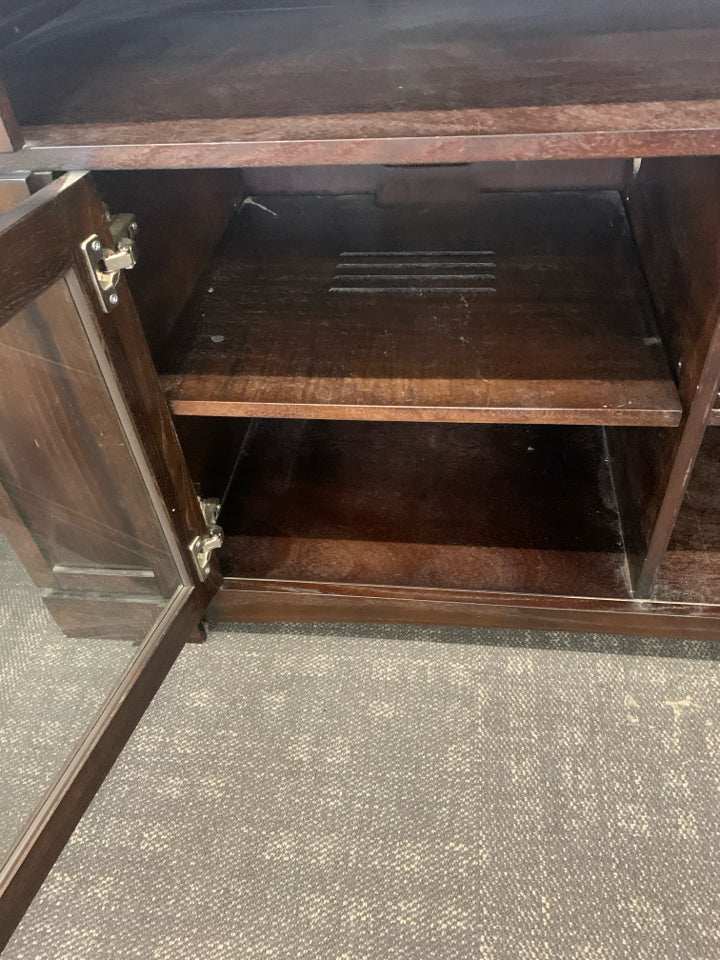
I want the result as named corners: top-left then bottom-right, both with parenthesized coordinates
top-left (0, 535), bottom-right (138, 856)
top-left (0, 275), bottom-right (181, 863)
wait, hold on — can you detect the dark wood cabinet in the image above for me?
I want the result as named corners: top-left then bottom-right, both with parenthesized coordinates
top-left (2, 0), bottom-right (720, 946)
top-left (0, 170), bottom-right (219, 943)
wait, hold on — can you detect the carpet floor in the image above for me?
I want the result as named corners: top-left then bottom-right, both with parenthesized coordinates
top-left (0, 536), bottom-right (133, 856)
top-left (4, 620), bottom-right (720, 959)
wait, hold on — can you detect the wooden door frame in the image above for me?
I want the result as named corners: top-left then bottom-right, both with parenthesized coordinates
top-left (0, 584), bottom-right (213, 949)
top-left (0, 171), bottom-right (219, 949)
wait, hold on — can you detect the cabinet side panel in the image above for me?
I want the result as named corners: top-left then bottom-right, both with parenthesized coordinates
top-left (608, 157), bottom-right (720, 596)
top-left (628, 157), bottom-right (720, 404)
top-left (91, 170), bottom-right (242, 358)
top-left (655, 426), bottom-right (720, 603)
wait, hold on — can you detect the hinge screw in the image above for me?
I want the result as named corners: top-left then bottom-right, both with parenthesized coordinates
top-left (91, 238), bottom-right (102, 253)
top-left (108, 292), bottom-right (119, 306)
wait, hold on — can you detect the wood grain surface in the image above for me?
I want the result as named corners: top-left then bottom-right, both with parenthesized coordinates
top-left (0, 277), bottom-right (176, 590)
top-left (608, 157), bottom-right (720, 596)
top-left (2, 2), bottom-right (720, 167)
top-left (0, 171), bottom-right (221, 948)
top-left (3, 102), bottom-right (720, 171)
top-left (655, 427), bottom-right (720, 604)
top-left (92, 170), bottom-right (241, 358)
top-left (209, 582), bottom-right (720, 642)
top-left (161, 191), bottom-right (679, 426)
top-left (4, 2), bottom-right (720, 123)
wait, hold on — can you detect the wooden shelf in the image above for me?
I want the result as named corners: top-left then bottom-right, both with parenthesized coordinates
top-left (2, 1), bottom-right (720, 169)
top-left (218, 419), bottom-right (628, 600)
top-left (159, 191), bottom-right (680, 426)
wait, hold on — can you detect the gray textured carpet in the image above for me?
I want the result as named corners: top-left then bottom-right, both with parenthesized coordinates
top-left (0, 536), bottom-right (133, 856)
top-left (4, 619), bottom-right (720, 959)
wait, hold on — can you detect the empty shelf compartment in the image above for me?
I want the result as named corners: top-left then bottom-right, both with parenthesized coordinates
top-left (217, 420), bottom-right (629, 600)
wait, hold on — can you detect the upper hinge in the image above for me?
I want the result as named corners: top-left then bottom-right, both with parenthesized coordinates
top-left (189, 497), bottom-right (224, 582)
top-left (81, 212), bottom-right (138, 312)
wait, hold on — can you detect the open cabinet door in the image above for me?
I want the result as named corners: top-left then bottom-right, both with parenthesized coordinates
top-left (0, 172), bottom-right (221, 947)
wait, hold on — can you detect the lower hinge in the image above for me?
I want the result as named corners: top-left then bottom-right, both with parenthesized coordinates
top-left (189, 497), bottom-right (224, 581)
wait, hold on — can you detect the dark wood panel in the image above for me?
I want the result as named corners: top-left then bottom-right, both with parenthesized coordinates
top-left (4, 2), bottom-right (720, 124)
top-left (49, 172), bottom-right (223, 592)
top-left (242, 160), bottom-right (629, 199)
top-left (0, 82), bottom-right (21, 151)
top-left (92, 170), bottom-right (241, 358)
top-left (609, 157), bottom-right (720, 596)
top-left (606, 424), bottom-right (674, 586)
top-left (0, 171), bottom-right (222, 948)
top-left (629, 158), bottom-right (720, 406)
top-left (4, 102), bottom-right (720, 171)
top-left (219, 420), bottom-right (628, 599)
top-left (210, 582), bottom-right (720, 643)
top-left (4, 2), bottom-right (720, 168)
top-left (0, 173), bottom-right (76, 323)
top-left (161, 191), bottom-right (679, 426)
top-left (0, 170), bottom-right (222, 641)
top-left (655, 427), bottom-right (720, 604)
top-left (0, 279), bottom-right (176, 585)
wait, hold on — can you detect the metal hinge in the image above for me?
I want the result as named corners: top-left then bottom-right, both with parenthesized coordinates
top-left (189, 497), bottom-right (224, 581)
top-left (81, 212), bottom-right (138, 312)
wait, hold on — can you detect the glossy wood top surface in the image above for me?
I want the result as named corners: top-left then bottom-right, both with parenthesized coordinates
top-left (2, 1), bottom-right (720, 167)
top-left (4, 0), bottom-right (720, 124)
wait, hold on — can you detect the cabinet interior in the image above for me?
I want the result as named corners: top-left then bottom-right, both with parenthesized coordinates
top-left (92, 157), bottom-right (720, 611)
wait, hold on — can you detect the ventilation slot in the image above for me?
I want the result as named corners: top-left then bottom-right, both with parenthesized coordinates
top-left (330, 251), bottom-right (497, 293)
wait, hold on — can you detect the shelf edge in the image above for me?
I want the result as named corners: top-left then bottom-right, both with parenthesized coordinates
top-left (4, 99), bottom-right (720, 171)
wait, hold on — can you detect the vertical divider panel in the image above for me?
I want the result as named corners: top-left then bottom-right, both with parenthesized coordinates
top-left (607, 157), bottom-right (720, 597)
top-left (91, 169), bottom-right (242, 359)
